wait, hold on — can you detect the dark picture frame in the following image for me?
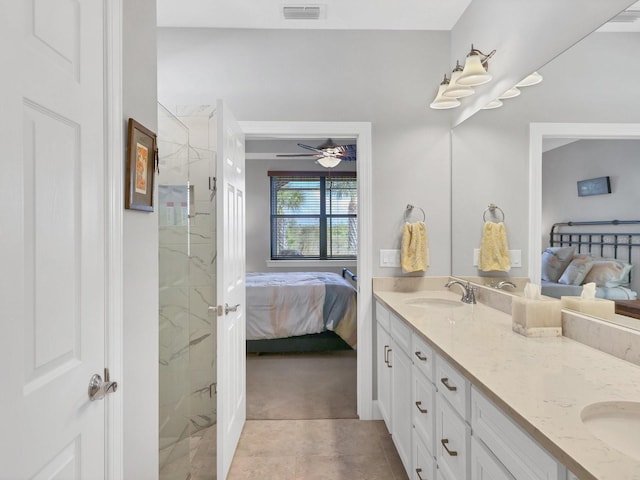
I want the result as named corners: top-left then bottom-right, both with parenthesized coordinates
top-left (125, 118), bottom-right (157, 211)
top-left (577, 176), bottom-right (611, 197)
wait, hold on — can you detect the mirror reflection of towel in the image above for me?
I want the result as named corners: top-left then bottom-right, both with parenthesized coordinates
top-left (401, 221), bottom-right (428, 273)
top-left (479, 221), bottom-right (511, 272)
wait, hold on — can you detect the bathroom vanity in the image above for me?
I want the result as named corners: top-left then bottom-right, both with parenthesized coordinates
top-left (373, 277), bottom-right (640, 480)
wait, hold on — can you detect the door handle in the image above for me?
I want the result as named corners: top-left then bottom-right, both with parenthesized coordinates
top-left (88, 368), bottom-right (118, 401)
top-left (225, 303), bottom-right (240, 315)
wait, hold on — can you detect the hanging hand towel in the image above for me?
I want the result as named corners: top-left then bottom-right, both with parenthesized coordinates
top-left (479, 221), bottom-right (511, 272)
top-left (401, 221), bottom-right (429, 273)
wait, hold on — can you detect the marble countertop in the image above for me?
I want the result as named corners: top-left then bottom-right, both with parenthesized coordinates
top-left (374, 283), bottom-right (640, 480)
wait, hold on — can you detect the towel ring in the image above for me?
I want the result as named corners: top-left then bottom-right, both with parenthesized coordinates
top-left (405, 204), bottom-right (426, 222)
top-left (483, 204), bottom-right (505, 222)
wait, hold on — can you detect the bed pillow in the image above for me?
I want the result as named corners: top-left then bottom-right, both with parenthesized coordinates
top-left (583, 258), bottom-right (633, 287)
top-left (541, 246), bottom-right (576, 283)
top-left (558, 254), bottom-right (594, 286)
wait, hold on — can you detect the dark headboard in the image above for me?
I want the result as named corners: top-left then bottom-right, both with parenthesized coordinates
top-left (549, 220), bottom-right (640, 269)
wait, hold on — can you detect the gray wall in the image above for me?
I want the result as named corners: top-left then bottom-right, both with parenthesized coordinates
top-left (246, 158), bottom-right (356, 274)
top-left (123, 0), bottom-right (158, 477)
top-left (157, 28), bottom-right (453, 277)
top-left (542, 139), bottom-right (640, 245)
top-left (451, 32), bottom-right (640, 277)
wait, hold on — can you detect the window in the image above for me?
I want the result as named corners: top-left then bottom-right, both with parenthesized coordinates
top-left (269, 171), bottom-right (357, 260)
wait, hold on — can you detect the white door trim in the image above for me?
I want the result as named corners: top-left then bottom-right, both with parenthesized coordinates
top-left (106, 1), bottom-right (124, 478)
top-left (529, 122), bottom-right (640, 285)
top-left (239, 120), bottom-right (374, 420)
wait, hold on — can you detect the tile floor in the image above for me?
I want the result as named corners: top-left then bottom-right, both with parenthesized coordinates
top-left (228, 419), bottom-right (408, 480)
top-left (187, 419), bottom-right (408, 480)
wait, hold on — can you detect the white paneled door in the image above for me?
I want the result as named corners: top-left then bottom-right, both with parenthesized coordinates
top-left (215, 100), bottom-right (247, 479)
top-left (1, 0), bottom-right (110, 478)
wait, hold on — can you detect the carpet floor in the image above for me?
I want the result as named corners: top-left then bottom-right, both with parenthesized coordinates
top-left (246, 351), bottom-right (357, 420)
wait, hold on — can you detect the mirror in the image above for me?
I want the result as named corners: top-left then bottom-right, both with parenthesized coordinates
top-left (451, 27), bottom-right (640, 330)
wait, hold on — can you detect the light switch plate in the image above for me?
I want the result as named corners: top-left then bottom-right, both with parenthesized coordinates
top-left (473, 249), bottom-right (522, 267)
top-left (379, 249), bottom-right (401, 267)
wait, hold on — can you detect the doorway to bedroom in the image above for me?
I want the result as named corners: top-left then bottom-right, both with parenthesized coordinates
top-left (244, 135), bottom-right (359, 421)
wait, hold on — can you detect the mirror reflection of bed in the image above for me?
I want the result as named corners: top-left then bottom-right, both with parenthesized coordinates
top-left (540, 220), bottom-right (640, 319)
top-left (245, 269), bottom-right (358, 420)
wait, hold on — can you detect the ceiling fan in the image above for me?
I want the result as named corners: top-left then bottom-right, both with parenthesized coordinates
top-left (277, 138), bottom-right (357, 168)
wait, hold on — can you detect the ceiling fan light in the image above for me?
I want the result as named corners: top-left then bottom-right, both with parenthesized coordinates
top-left (516, 71), bottom-right (543, 87)
top-left (456, 54), bottom-right (492, 87)
top-left (498, 86), bottom-right (521, 99)
top-left (430, 84), bottom-right (461, 109)
top-left (317, 156), bottom-right (342, 168)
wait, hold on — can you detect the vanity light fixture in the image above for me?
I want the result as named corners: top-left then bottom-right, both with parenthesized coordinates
top-left (516, 71), bottom-right (543, 87)
top-left (429, 75), bottom-right (462, 110)
top-left (482, 99), bottom-right (503, 110)
top-left (456, 44), bottom-right (496, 87)
top-left (442, 61), bottom-right (475, 98)
top-left (498, 86), bottom-right (521, 99)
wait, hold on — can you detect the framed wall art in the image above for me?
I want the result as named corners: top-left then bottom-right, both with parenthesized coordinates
top-left (577, 176), bottom-right (611, 197)
top-left (126, 118), bottom-right (158, 211)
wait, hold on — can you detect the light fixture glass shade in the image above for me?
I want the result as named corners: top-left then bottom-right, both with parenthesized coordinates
top-left (516, 71), bottom-right (543, 87)
top-left (498, 87), bottom-right (521, 99)
top-left (443, 69), bottom-right (475, 98)
top-left (317, 156), bottom-right (341, 168)
top-left (429, 84), bottom-right (461, 109)
top-left (482, 99), bottom-right (503, 110)
top-left (456, 54), bottom-right (492, 86)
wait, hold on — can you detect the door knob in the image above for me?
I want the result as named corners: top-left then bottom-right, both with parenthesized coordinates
top-left (88, 368), bottom-right (118, 401)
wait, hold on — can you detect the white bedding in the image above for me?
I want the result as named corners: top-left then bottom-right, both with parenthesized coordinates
top-left (246, 272), bottom-right (357, 347)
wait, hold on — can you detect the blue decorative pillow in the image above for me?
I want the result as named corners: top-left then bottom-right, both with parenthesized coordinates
top-left (541, 246), bottom-right (576, 283)
top-left (558, 254), bottom-right (594, 286)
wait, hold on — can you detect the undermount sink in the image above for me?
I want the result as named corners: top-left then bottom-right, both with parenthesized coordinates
top-left (581, 401), bottom-right (640, 461)
top-left (405, 297), bottom-right (463, 308)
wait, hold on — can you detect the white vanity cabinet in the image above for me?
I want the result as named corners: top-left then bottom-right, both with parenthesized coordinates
top-left (375, 301), bottom-right (412, 473)
top-left (470, 386), bottom-right (565, 480)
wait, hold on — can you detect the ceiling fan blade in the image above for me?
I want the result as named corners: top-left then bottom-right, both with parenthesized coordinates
top-left (297, 143), bottom-right (325, 154)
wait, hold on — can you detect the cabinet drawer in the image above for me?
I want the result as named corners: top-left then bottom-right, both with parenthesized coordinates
top-left (435, 355), bottom-right (470, 420)
top-left (413, 429), bottom-right (436, 480)
top-left (412, 333), bottom-right (434, 382)
top-left (412, 367), bottom-right (435, 456)
top-left (471, 436), bottom-right (515, 480)
top-left (436, 394), bottom-right (470, 480)
top-left (471, 387), bottom-right (561, 480)
top-left (391, 312), bottom-right (412, 355)
top-left (376, 300), bottom-right (390, 332)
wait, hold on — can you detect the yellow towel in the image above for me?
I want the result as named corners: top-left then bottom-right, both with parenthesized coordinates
top-left (401, 221), bottom-right (428, 273)
top-left (479, 221), bottom-right (511, 272)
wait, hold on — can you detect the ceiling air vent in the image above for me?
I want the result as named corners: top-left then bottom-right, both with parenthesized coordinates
top-left (282, 5), bottom-right (325, 20)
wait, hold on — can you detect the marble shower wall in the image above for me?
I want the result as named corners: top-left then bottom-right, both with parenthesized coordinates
top-left (177, 109), bottom-right (218, 436)
top-left (158, 105), bottom-right (191, 479)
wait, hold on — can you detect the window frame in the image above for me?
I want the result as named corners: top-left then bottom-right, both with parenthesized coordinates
top-left (269, 170), bottom-right (357, 261)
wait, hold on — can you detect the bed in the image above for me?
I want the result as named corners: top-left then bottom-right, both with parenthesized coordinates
top-left (540, 220), bottom-right (640, 300)
top-left (246, 271), bottom-right (357, 353)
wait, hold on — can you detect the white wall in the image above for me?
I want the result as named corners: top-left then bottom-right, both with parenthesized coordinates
top-left (157, 28), bottom-right (453, 277)
top-left (123, 0), bottom-right (158, 477)
top-left (451, 32), bottom-right (640, 277)
top-left (246, 158), bottom-right (356, 274)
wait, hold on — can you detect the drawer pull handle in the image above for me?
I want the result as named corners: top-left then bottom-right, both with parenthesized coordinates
top-left (384, 345), bottom-right (389, 365)
top-left (441, 438), bottom-right (458, 456)
top-left (414, 351), bottom-right (427, 361)
top-left (415, 401), bottom-right (428, 414)
top-left (440, 377), bottom-right (457, 391)
top-left (387, 348), bottom-right (392, 368)
top-left (416, 468), bottom-right (426, 480)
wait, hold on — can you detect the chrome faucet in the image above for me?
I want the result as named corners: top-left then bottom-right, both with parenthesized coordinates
top-left (444, 280), bottom-right (476, 304)
top-left (494, 280), bottom-right (517, 290)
